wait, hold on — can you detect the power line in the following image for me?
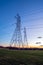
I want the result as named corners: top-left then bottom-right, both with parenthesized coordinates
top-left (1, 24), bottom-right (43, 32)
top-left (24, 8), bottom-right (43, 16)
top-left (26, 27), bottom-right (43, 29)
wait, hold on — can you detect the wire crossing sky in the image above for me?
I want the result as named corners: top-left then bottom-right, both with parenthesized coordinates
top-left (0, 0), bottom-right (43, 46)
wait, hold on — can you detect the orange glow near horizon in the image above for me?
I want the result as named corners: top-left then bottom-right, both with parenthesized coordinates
top-left (1, 43), bottom-right (43, 48)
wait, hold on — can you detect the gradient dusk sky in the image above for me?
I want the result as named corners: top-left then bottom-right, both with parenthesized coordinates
top-left (0, 0), bottom-right (43, 46)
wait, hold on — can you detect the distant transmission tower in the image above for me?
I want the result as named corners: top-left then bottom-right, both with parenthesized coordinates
top-left (10, 14), bottom-right (23, 48)
top-left (24, 27), bottom-right (28, 47)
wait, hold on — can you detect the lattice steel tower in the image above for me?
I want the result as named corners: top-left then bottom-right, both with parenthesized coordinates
top-left (24, 27), bottom-right (28, 47)
top-left (10, 14), bottom-right (23, 48)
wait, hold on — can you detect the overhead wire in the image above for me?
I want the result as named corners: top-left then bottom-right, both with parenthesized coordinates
top-left (23, 8), bottom-right (43, 16)
top-left (1, 8), bottom-right (43, 31)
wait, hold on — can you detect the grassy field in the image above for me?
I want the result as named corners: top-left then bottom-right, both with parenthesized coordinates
top-left (0, 48), bottom-right (43, 65)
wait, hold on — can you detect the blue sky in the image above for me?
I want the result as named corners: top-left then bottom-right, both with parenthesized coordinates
top-left (0, 0), bottom-right (43, 46)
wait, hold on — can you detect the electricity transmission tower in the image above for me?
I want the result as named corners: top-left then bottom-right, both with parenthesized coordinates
top-left (24, 27), bottom-right (28, 47)
top-left (10, 14), bottom-right (23, 48)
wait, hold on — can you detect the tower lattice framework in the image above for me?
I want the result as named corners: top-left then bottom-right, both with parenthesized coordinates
top-left (10, 14), bottom-right (23, 48)
top-left (24, 27), bottom-right (28, 47)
